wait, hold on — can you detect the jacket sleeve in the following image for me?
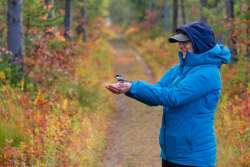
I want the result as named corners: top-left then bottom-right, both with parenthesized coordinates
top-left (153, 65), bottom-right (179, 87)
top-left (125, 67), bottom-right (221, 107)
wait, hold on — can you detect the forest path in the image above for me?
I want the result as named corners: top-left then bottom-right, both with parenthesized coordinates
top-left (102, 34), bottom-right (162, 167)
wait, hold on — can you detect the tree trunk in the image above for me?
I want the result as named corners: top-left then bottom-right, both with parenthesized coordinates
top-left (148, 0), bottom-right (156, 10)
top-left (81, 0), bottom-right (88, 42)
top-left (45, 0), bottom-right (55, 19)
top-left (246, 3), bottom-right (250, 58)
top-left (76, 0), bottom-right (88, 42)
top-left (180, 0), bottom-right (186, 24)
top-left (247, 22), bottom-right (250, 58)
top-left (64, 0), bottom-right (72, 40)
top-left (162, 0), bottom-right (170, 31)
top-left (225, 0), bottom-right (234, 18)
top-left (200, 0), bottom-right (207, 22)
top-left (7, 0), bottom-right (24, 65)
top-left (225, 0), bottom-right (237, 62)
top-left (172, 0), bottom-right (178, 32)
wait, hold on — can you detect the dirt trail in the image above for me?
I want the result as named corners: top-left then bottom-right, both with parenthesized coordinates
top-left (102, 35), bottom-right (162, 167)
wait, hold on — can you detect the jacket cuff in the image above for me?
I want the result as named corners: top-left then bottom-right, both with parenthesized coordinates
top-left (125, 81), bottom-right (137, 97)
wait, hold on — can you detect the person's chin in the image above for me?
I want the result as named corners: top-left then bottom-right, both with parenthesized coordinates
top-left (181, 50), bottom-right (187, 54)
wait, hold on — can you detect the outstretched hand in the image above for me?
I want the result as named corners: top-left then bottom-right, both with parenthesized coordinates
top-left (105, 82), bottom-right (132, 94)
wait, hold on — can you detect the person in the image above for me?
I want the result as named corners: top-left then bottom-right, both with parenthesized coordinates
top-left (105, 21), bottom-right (231, 167)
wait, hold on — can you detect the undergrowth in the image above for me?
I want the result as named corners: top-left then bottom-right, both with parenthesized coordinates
top-left (0, 21), bottom-right (115, 166)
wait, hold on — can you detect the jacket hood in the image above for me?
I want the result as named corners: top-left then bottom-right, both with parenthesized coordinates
top-left (178, 44), bottom-right (231, 67)
top-left (176, 21), bottom-right (216, 54)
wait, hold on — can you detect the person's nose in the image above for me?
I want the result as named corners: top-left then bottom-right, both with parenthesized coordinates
top-left (179, 43), bottom-right (185, 49)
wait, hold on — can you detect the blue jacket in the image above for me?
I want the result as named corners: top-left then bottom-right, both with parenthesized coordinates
top-left (125, 22), bottom-right (231, 166)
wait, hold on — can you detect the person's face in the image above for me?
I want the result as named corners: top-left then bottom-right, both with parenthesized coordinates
top-left (178, 42), bottom-right (193, 54)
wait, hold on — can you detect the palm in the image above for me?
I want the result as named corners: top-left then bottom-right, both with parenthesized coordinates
top-left (105, 82), bottom-right (131, 94)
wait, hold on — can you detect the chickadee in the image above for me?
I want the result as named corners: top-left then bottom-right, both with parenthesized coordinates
top-left (115, 74), bottom-right (131, 83)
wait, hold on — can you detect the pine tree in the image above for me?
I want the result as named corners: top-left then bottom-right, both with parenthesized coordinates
top-left (7, 0), bottom-right (24, 65)
top-left (225, 0), bottom-right (237, 62)
top-left (200, 0), bottom-right (207, 22)
top-left (172, 0), bottom-right (178, 32)
top-left (64, 0), bottom-right (72, 40)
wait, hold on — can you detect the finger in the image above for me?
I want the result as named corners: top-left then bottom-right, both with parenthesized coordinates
top-left (110, 87), bottom-right (122, 94)
top-left (106, 83), bottom-right (118, 89)
top-left (107, 86), bottom-right (122, 94)
top-left (108, 85), bottom-right (122, 91)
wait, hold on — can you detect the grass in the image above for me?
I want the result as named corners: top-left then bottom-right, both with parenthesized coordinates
top-left (0, 121), bottom-right (24, 148)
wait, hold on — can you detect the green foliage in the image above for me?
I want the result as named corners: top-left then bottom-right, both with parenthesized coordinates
top-left (76, 85), bottom-right (100, 108)
top-left (0, 53), bottom-right (35, 91)
top-left (0, 121), bottom-right (23, 148)
top-left (0, 55), bottom-right (23, 87)
top-left (0, 1), bottom-right (6, 22)
top-left (148, 26), bottom-right (164, 38)
top-left (87, 0), bottom-right (110, 19)
top-left (223, 56), bottom-right (250, 94)
top-left (23, 0), bottom-right (63, 32)
top-left (48, 39), bottom-right (67, 51)
top-left (128, 0), bottom-right (150, 21)
top-left (109, 0), bottom-right (135, 26)
top-left (234, 0), bottom-right (250, 19)
top-left (0, 1), bottom-right (7, 46)
top-left (22, 0), bottom-right (63, 54)
top-left (109, 0), bottom-right (164, 25)
top-left (128, 0), bottom-right (164, 21)
top-left (203, 1), bottom-right (225, 21)
top-left (58, 80), bottom-right (101, 109)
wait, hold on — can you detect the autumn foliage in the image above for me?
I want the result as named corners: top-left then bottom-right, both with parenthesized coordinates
top-left (0, 19), bottom-right (114, 166)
